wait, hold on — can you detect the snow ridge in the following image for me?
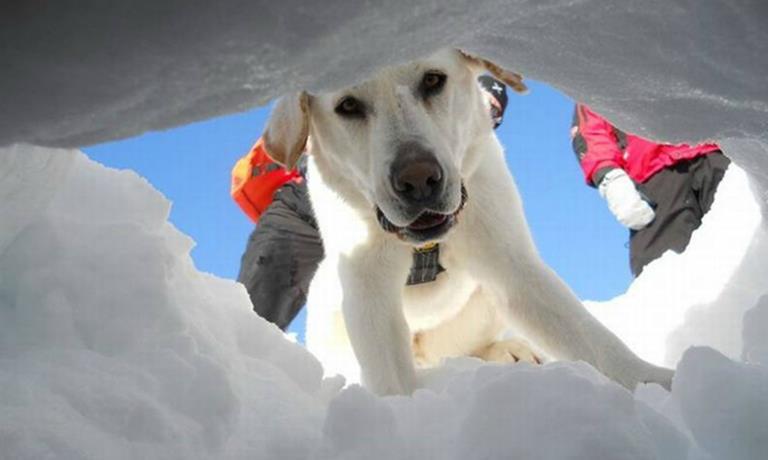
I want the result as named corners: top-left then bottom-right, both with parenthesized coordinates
top-left (1, 146), bottom-right (767, 459)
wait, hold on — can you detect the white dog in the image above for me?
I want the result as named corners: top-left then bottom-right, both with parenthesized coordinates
top-left (264, 49), bottom-right (673, 396)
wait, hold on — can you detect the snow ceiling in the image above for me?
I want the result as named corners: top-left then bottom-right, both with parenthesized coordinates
top-left (3, 0), bottom-right (768, 206)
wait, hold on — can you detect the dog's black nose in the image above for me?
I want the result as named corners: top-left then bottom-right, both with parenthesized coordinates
top-left (390, 142), bottom-right (444, 203)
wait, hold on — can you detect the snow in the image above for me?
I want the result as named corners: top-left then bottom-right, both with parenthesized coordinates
top-left (3, 3), bottom-right (768, 192)
top-left (586, 165), bottom-right (764, 366)
top-left (0, 146), bottom-right (329, 459)
top-left (3, 1), bottom-right (768, 459)
top-left (742, 295), bottom-right (768, 366)
top-left (673, 347), bottom-right (768, 460)
top-left (317, 362), bottom-right (682, 460)
top-left (2, 144), bottom-right (766, 459)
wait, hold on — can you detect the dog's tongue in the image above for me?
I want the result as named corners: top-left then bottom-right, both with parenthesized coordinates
top-left (407, 212), bottom-right (448, 230)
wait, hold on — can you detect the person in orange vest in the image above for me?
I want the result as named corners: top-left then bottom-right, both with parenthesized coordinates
top-left (231, 141), bottom-right (322, 330)
top-left (232, 75), bottom-right (510, 330)
top-left (571, 103), bottom-right (730, 276)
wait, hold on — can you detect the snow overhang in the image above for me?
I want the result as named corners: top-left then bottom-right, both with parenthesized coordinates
top-left (2, 1), bottom-right (767, 205)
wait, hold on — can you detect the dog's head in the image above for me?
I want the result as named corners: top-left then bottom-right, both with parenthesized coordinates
top-left (264, 49), bottom-right (525, 245)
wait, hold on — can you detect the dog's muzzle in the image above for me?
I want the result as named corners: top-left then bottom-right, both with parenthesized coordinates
top-left (377, 184), bottom-right (468, 244)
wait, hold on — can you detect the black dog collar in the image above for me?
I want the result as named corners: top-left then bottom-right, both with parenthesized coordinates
top-left (406, 243), bottom-right (445, 285)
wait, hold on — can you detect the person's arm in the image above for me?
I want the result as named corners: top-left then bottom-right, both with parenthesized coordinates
top-left (571, 104), bottom-right (624, 186)
top-left (231, 137), bottom-right (302, 223)
top-left (571, 105), bottom-right (654, 230)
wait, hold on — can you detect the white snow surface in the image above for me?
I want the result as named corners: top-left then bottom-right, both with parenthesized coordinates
top-left (0, 146), bottom-right (331, 459)
top-left (1, 146), bottom-right (767, 460)
top-left (4, 1), bottom-right (768, 459)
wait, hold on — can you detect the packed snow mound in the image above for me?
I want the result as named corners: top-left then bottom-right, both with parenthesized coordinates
top-left (3, 144), bottom-right (768, 459)
top-left (586, 165), bottom-right (765, 367)
top-left (673, 347), bottom-right (768, 460)
top-left (0, 145), bottom-right (328, 459)
top-left (319, 362), bottom-right (684, 460)
top-left (742, 295), bottom-right (768, 366)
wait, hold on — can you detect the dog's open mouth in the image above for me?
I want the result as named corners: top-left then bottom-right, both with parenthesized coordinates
top-left (407, 212), bottom-right (450, 231)
top-left (377, 184), bottom-right (468, 243)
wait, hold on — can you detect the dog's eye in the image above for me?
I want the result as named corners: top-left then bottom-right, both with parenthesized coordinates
top-left (335, 96), bottom-right (366, 119)
top-left (420, 71), bottom-right (447, 98)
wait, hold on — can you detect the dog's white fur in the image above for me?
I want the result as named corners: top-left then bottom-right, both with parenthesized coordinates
top-left (265, 49), bottom-right (673, 395)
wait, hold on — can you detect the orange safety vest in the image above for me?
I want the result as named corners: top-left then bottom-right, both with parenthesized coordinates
top-left (230, 138), bottom-right (302, 223)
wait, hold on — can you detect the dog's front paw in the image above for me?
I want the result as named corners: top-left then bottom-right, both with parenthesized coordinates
top-left (642, 365), bottom-right (674, 391)
top-left (613, 362), bottom-right (675, 391)
top-left (473, 338), bottom-right (544, 364)
top-left (411, 331), bottom-right (434, 367)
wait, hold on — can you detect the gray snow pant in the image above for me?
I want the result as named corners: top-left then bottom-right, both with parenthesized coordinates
top-left (630, 151), bottom-right (730, 276)
top-left (237, 181), bottom-right (324, 330)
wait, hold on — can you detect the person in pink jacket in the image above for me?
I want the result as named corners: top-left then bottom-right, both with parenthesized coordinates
top-left (572, 103), bottom-right (730, 276)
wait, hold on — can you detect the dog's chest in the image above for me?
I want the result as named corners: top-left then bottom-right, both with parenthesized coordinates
top-left (401, 243), bottom-right (477, 331)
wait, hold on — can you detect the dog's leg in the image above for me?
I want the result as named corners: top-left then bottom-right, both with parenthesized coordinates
top-left (337, 238), bottom-right (418, 395)
top-left (458, 141), bottom-right (673, 390)
top-left (305, 257), bottom-right (362, 383)
top-left (411, 287), bottom-right (503, 366)
top-left (472, 338), bottom-right (543, 364)
top-left (500, 261), bottom-right (671, 388)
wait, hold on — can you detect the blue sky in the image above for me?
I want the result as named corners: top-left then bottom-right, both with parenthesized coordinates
top-left (85, 80), bottom-right (633, 340)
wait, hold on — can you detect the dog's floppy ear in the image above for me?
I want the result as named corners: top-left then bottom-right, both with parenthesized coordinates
top-left (263, 91), bottom-right (311, 169)
top-left (459, 50), bottom-right (528, 94)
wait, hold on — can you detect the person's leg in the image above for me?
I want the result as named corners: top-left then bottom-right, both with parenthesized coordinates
top-left (693, 151), bottom-right (730, 215)
top-left (237, 181), bottom-right (324, 330)
top-left (629, 160), bottom-right (703, 276)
